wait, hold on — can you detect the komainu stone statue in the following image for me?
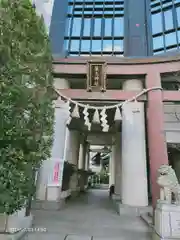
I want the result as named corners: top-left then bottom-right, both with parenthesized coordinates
top-left (157, 164), bottom-right (180, 204)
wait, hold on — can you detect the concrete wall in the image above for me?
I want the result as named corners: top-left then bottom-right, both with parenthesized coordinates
top-left (164, 104), bottom-right (180, 143)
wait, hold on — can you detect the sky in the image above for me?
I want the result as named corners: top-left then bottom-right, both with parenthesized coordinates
top-left (33, 0), bottom-right (54, 30)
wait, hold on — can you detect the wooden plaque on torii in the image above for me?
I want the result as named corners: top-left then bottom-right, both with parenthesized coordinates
top-left (86, 61), bottom-right (107, 92)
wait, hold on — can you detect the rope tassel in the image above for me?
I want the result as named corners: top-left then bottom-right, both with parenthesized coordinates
top-left (102, 125), bottom-right (109, 132)
top-left (87, 123), bottom-right (92, 131)
top-left (71, 104), bottom-right (80, 118)
top-left (93, 109), bottom-right (100, 124)
top-left (83, 106), bottom-right (89, 126)
top-left (100, 108), bottom-right (109, 131)
top-left (114, 107), bottom-right (122, 121)
top-left (83, 106), bottom-right (91, 131)
top-left (56, 86), bottom-right (162, 129)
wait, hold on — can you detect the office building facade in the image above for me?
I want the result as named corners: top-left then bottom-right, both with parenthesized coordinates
top-left (49, 0), bottom-right (180, 57)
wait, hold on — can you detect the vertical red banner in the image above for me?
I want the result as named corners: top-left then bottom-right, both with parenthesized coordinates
top-left (53, 162), bottom-right (60, 183)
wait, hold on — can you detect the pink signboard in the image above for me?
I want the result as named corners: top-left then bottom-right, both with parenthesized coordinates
top-left (53, 162), bottom-right (60, 183)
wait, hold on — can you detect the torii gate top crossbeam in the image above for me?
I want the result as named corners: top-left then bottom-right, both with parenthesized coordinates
top-left (56, 89), bottom-right (180, 102)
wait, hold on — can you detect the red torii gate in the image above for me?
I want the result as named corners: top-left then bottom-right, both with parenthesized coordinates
top-left (54, 55), bottom-right (180, 208)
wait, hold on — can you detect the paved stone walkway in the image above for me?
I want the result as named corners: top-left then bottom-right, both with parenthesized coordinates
top-left (24, 189), bottom-right (152, 240)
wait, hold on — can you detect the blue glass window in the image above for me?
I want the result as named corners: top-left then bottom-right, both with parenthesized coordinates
top-left (64, 0), bottom-right (124, 56)
top-left (72, 18), bottom-right (82, 36)
top-left (151, 0), bottom-right (180, 54)
top-left (83, 19), bottom-right (91, 36)
top-left (94, 18), bottom-right (102, 36)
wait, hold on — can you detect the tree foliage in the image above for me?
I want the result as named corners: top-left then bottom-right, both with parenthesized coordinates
top-left (0, 0), bottom-right (55, 214)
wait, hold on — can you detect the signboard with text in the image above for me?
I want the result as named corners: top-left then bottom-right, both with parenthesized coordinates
top-left (48, 159), bottom-right (64, 187)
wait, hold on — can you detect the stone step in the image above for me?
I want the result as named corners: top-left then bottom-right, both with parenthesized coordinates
top-left (140, 212), bottom-right (153, 228)
top-left (32, 199), bottom-right (65, 211)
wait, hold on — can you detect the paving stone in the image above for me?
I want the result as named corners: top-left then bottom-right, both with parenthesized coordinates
top-left (24, 189), bottom-right (152, 240)
top-left (65, 234), bottom-right (92, 240)
top-left (24, 233), bottom-right (66, 240)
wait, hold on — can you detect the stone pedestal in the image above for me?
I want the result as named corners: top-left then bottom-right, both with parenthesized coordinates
top-left (36, 159), bottom-right (64, 202)
top-left (112, 194), bottom-right (121, 201)
top-left (153, 202), bottom-right (180, 239)
top-left (0, 208), bottom-right (33, 240)
top-left (32, 199), bottom-right (65, 211)
top-left (32, 184), bottom-right (69, 210)
top-left (69, 172), bottom-right (80, 197)
top-left (115, 203), bottom-right (150, 217)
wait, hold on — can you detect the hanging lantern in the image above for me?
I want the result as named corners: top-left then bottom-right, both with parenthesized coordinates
top-left (71, 104), bottom-right (80, 118)
top-left (92, 109), bottom-right (100, 124)
top-left (114, 106), bottom-right (122, 121)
